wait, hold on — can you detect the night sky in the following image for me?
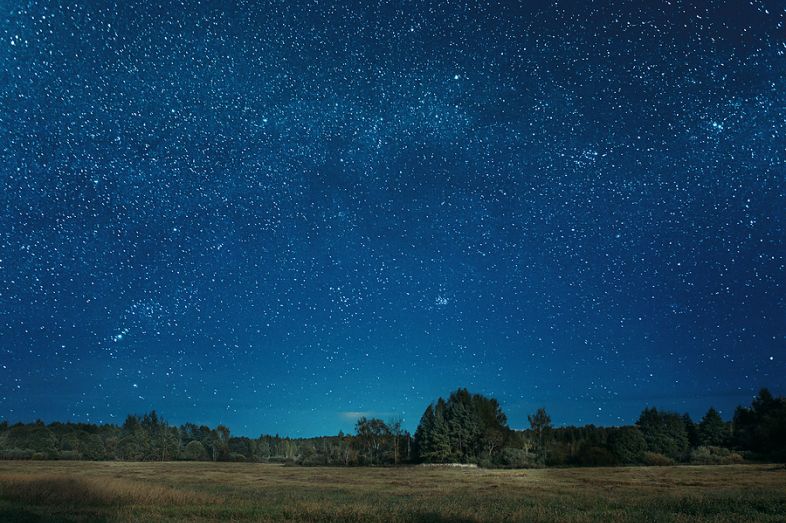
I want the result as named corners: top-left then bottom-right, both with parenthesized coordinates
top-left (2, 0), bottom-right (785, 438)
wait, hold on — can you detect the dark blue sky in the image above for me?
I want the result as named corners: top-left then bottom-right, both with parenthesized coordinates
top-left (2, 0), bottom-right (784, 437)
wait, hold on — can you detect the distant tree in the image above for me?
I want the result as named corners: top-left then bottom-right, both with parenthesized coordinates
top-left (447, 401), bottom-right (476, 459)
top-left (26, 427), bottom-right (58, 457)
top-left (141, 411), bottom-right (162, 434)
top-left (283, 438), bottom-right (298, 459)
top-left (194, 425), bottom-right (213, 447)
top-left (315, 437), bottom-right (334, 465)
top-left (118, 426), bottom-right (148, 462)
top-left (121, 414), bottom-right (142, 438)
top-left (606, 426), bottom-right (647, 464)
top-left (217, 425), bottom-right (231, 445)
top-left (482, 427), bottom-right (504, 459)
top-left (256, 439), bottom-right (271, 460)
top-left (3, 425), bottom-right (31, 450)
top-left (413, 404), bottom-right (435, 461)
top-left (733, 388), bottom-right (786, 459)
top-left (388, 416), bottom-right (404, 466)
top-left (414, 389), bottom-right (511, 463)
top-left (206, 429), bottom-right (230, 461)
top-left (471, 391), bottom-right (508, 435)
top-left (185, 440), bottom-right (206, 460)
top-left (180, 423), bottom-right (198, 446)
top-left (60, 432), bottom-right (80, 453)
top-left (104, 437), bottom-right (119, 459)
top-left (697, 407), bottom-right (730, 447)
top-left (662, 410), bottom-right (690, 459)
top-left (414, 401), bottom-right (453, 463)
top-left (228, 436), bottom-right (254, 460)
top-left (151, 425), bottom-right (179, 461)
top-left (338, 434), bottom-right (356, 465)
top-left (298, 443), bottom-right (316, 464)
top-left (682, 413), bottom-right (699, 448)
top-left (355, 417), bottom-right (389, 464)
top-left (424, 409), bottom-right (453, 463)
top-left (528, 408), bottom-right (552, 451)
top-left (81, 433), bottom-right (106, 461)
top-left (636, 407), bottom-right (690, 461)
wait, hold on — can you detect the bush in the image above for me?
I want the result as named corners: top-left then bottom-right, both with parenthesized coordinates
top-left (478, 459), bottom-right (493, 469)
top-left (31, 452), bottom-right (45, 460)
top-left (690, 446), bottom-right (745, 465)
top-left (1, 448), bottom-right (34, 460)
top-left (299, 455), bottom-right (328, 467)
top-left (59, 450), bottom-right (81, 461)
top-left (496, 448), bottom-right (542, 468)
top-left (691, 446), bottom-right (729, 465)
top-left (739, 450), bottom-right (764, 462)
top-left (642, 453), bottom-right (673, 466)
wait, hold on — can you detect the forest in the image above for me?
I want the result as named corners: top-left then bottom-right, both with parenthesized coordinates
top-left (1, 387), bottom-right (784, 467)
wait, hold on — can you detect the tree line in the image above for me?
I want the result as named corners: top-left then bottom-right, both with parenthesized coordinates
top-left (411, 387), bottom-right (785, 467)
top-left (1, 387), bottom-right (783, 465)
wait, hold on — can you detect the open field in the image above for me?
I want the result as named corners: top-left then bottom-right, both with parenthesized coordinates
top-left (0, 462), bottom-right (784, 522)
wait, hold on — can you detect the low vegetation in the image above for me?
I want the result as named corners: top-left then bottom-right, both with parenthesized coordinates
top-left (0, 461), bottom-right (784, 522)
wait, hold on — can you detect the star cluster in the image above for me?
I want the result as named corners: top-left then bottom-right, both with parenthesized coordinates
top-left (1, 0), bottom-right (785, 436)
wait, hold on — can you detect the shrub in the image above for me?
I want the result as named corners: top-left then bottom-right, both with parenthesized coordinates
top-left (691, 446), bottom-right (731, 465)
top-left (739, 450), bottom-right (764, 462)
top-left (496, 448), bottom-right (542, 468)
top-left (299, 455), bottom-right (328, 467)
top-left (31, 452), bottom-right (45, 460)
top-left (1, 448), bottom-right (34, 460)
top-left (642, 452), bottom-right (673, 466)
top-left (59, 450), bottom-right (81, 461)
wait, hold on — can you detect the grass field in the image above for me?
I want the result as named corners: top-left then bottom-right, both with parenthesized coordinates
top-left (0, 461), bottom-right (784, 522)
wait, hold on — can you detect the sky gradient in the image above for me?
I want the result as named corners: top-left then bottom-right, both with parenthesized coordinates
top-left (2, 0), bottom-right (785, 437)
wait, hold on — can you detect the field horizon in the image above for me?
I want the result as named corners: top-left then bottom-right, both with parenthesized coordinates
top-left (1, 461), bottom-right (785, 522)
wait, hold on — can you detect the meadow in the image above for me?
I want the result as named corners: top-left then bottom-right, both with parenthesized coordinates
top-left (0, 461), bottom-right (784, 522)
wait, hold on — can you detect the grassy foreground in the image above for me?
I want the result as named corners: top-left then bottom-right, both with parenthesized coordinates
top-left (0, 461), bottom-right (784, 522)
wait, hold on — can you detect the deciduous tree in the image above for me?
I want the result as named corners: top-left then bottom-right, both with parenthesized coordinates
top-left (528, 407), bottom-right (552, 451)
top-left (185, 440), bottom-right (206, 460)
top-left (606, 426), bottom-right (647, 464)
top-left (635, 407), bottom-right (689, 460)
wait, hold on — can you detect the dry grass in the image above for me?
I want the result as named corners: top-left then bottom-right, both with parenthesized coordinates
top-left (0, 461), bottom-right (784, 522)
top-left (0, 472), bottom-right (215, 507)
